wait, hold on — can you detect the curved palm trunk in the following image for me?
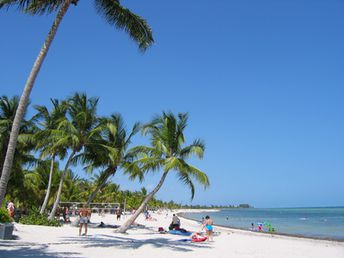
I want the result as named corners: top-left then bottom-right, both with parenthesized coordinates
top-left (48, 151), bottom-right (75, 220)
top-left (117, 171), bottom-right (169, 233)
top-left (40, 156), bottom-right (55, 214)
top-left (86, 167), bottom-right (116, 206)
top-left (0, 0), bottom-right (73, 207)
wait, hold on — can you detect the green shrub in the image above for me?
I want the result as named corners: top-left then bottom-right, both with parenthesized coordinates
top-left (20, 211), bottom-right (61, 227)
top-left (0, 208), bottom-right (13, 223)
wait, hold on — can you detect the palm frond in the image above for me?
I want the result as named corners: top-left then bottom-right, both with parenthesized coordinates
top-left (178, 159), bottom-right (209, 188)
top-left (0, 0), bottom-right (65, 15)
top-left (94, 0), bottom-right (154, 51)
top-left (179, 139), bottom-right (205, 159)
top-left (177, 172), bottom-right (195, 200)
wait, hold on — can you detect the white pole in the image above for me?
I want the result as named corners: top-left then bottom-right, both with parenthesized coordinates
top-left (123, 196), bottom-right (126, 220)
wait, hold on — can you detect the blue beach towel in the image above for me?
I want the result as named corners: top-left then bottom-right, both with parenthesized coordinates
top-left (168, 230), bottom-right (192, 236)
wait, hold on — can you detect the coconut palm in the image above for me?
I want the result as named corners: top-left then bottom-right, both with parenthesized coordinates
top-left (23, 159), bottom-right (60, 207)
top-left (48, 93), bottom-right (99, 220)
top-left (33, 99), bottom-right (68, 214)
top-left (0, 96), bottom-right (37, 201)
top-left (0, 0), bottom-right (154, 206)
top-left (78, 113), bottom-right (141, 205)
top-left (61, 170), bottom-right (90, 202)
top-left (117, 112), bottom-right (209, 233)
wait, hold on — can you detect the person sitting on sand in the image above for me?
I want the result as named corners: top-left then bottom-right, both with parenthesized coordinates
top-left (202, 215), bottom-right (214, 241)
top-left (169, 214), bottom-right (181, 230)
top-left (79, 205), bottom-right (91, 236)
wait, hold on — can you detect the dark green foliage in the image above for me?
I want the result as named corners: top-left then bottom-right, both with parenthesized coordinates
top-left (0, 207), bottom-right (13, 223)
top-left (0, 94), bottom-right (209, 215)
top-left (95, 0), bottom-right (154, 50)
top-left (20, 210), bottom-right (61, 227)
top-left (0, 0), bottom-right (65, 15)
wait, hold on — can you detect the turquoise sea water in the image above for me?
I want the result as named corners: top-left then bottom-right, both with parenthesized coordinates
top-left (182, 207), bottom-right (344, 240)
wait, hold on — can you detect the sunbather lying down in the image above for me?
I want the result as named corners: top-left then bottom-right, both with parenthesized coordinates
top-left (97, 222), bottom-right (119, 228)
top-left (178, 233), bottom-right (208, 242)
top-left (191, 233), bottom-right (208, 242)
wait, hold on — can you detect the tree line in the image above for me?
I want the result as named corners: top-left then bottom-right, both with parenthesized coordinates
top-left (0, 93), bottom-right (209, 232)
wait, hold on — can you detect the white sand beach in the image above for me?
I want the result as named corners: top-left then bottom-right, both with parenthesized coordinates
top-left (0, 210), bottom-right (343, 258)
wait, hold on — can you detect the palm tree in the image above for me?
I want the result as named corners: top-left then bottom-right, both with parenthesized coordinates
top-left (0, 96), bottom-right (37, 201)
top-left (23, 159), bottom-right (60, 207)
top-left (0, 0), bottom-right (154, 207)
top-left (48, 93), bottom-right (99, 220)
top-left (61, 169), bottom-right (90, 202)
top-left (33, 99), bottom-right (68, 214)
top-left (94, 181), bottom-right (121, 204)
top-left (117, 112), bottom-right (210, 233)
top-left (79, 114), bottom-right (140, 205)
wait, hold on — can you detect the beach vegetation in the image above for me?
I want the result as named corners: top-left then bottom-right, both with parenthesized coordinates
top-left (33, 99), bottom-right (69, 214)
top-left (0, 207), bottom-right (13, 223)
top-left (47, 93), bottom-right (100, 220)
top-left (20, 209), bottom-right (61, 227)
top-left (77, 114), bottom-right (141, 206)
top-left (0, 94), bottom-right (208, 225)
top-left (0, 0), bottom-right (154, 207)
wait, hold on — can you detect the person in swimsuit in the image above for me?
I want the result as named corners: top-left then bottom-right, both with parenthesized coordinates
top-left (79, 205), bottom-right (91, 236)
top-left (202, 215), bottom-right (214, 241)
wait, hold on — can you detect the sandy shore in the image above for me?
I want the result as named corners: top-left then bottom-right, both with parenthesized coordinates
top-left (0, 210), bottom-right (343, 258)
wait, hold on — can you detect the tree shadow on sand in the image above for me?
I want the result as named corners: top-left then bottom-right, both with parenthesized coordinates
top-left (0, 241), bottom-right (82, 258)
top-left (61, 234), bottom-right (213, 253)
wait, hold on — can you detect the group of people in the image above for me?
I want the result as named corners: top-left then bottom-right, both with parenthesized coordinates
top-left (77, 205), bottom-right (123, 236)
top-left (168, 214), bottom-right (214, 241)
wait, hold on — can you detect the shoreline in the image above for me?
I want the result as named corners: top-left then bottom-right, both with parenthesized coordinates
top-left (1, 211), bottom-right (344, 258)
top-left (177, 209), bottom-right (344, 243)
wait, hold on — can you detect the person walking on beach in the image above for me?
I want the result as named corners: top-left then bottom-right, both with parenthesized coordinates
top-left (79, 205), bottom-right (91, 236)
top-left (203, 215), bottom-right (214, 241)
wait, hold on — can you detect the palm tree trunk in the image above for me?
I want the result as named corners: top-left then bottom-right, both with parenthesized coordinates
top-left (0, 0), bottom-right (73, 207)
top-left (40, 156), bottom-right (55, 214)
top-left (86, 167), bottom-right (116, 206)
top-left (117, 171), bottom-right (169, 233)
top-left (48, 150), bottom-right (75, 220)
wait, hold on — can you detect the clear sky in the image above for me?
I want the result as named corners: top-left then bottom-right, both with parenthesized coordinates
top-left (1, 0), bottom-right (343, 208)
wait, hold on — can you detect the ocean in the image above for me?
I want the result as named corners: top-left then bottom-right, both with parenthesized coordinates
top-left (182, 207), bottom-right (344, 240)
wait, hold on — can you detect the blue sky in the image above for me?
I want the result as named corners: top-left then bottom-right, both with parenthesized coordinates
top-left (1, 0), bottom-right (343, 208)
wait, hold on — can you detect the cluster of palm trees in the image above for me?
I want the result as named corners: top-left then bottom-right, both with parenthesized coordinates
top-left (0, 93), bottom-right (209, 233)
top-left (0, 0), bottom-right (153, 207)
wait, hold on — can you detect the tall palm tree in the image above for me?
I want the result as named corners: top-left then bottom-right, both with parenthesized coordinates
top-left (34, 99), bottom-right (68, 214)
top-left (48, 93), bottom-right (99, 220)
top-left (117, 112), bottom-right (210, 233)
top-left (79, 114), bottom-right (140, 205)
top-left (0, 0), bottom-right (154, 207)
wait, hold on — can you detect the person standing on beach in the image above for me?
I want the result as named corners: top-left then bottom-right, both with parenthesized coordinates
top-left (79, 205), bottom-right (91, 236)
top-left (116, 207), bottom-right (122, 221)
top-left (203, 215), bottom-right (214, 241)
top-left (7, 200), bottom-right (15, 218)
